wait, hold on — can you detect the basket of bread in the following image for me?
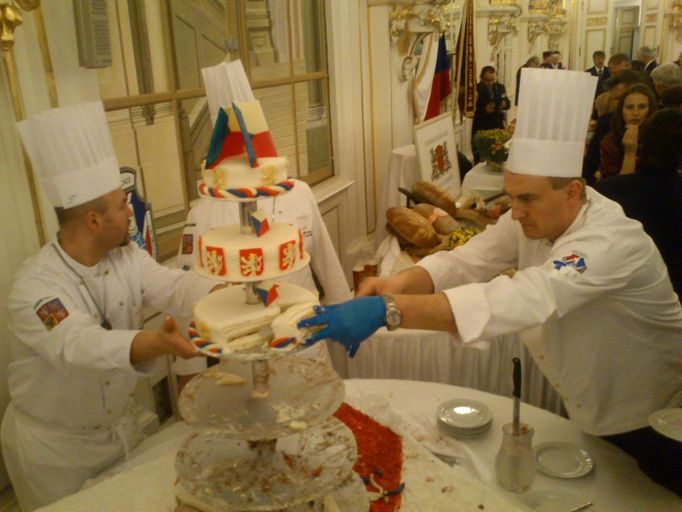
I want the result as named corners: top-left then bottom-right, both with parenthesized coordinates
top-left (386, 181), bottom-right (509, 260)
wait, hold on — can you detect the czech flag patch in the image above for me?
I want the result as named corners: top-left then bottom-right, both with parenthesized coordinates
top-left (553, 253), bottom-right (587, 273)
top-left (35, 298), bottom-right (69, 331)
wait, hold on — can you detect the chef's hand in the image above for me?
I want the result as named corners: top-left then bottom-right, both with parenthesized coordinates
top-left (297, 297), bottom-right (386, 357)
top-left (130, 315), bottom-right (198, 365)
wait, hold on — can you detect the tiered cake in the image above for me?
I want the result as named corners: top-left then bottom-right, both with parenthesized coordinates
top-left (175, 95), bottom-right (362, 511)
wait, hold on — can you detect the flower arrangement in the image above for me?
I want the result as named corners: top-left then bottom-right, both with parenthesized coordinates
top-left (472, 129), bottom-right (512, 166)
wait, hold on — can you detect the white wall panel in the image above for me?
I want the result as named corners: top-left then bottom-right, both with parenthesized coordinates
top-left (585, 29), bottom-right (608, 69)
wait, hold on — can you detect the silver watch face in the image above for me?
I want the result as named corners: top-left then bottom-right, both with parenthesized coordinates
top-left (386, 307), bottom-right (401, 329)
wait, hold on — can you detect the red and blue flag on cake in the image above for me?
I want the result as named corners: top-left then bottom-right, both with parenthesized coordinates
top-left (256, 283), bottom-right (279, 307)
top-left (250, 210), bottom-right (270, 237)
top-left (206, 101), bottom-right (278, 169)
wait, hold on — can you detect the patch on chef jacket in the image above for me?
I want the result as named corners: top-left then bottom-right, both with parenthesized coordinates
top-left (35, 298), bottom-right (69, 331)
top-left (553, 253), bottom-right (587, 274)
top-left (181, 233), bottom-right (194, 254)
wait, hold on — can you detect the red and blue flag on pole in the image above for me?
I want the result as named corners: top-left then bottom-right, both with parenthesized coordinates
top-left (425, 35), bottom-right (452, 121)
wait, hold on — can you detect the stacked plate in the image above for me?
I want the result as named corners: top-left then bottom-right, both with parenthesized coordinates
top-left (436, 398), bottom-right (493, 438)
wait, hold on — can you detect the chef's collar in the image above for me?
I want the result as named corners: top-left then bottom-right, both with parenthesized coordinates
top-left (550, 196), bottom-right (592, 245)
top-left (53, 236), bottom-right (107, 278)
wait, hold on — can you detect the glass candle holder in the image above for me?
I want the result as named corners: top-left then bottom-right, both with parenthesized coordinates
top-left (495, 421), bottom-right (536, 493)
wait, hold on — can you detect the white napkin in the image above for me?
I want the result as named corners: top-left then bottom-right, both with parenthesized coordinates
top-left (402, 412), bottom-right (492, 484)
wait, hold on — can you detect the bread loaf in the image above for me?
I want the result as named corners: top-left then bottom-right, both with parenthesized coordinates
top-left (413, 203), bottom-right (460, 235)
top-left (386, 207), bottom-right (440, 248)
top-left (411, 181), bottom-right (458, 217)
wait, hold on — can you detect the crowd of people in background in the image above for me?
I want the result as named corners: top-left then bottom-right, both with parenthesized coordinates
top-left (472, 46), bottom-right (682, 300)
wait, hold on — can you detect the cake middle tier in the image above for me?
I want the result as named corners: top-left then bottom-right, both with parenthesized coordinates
top-left (195, 223), bottom-right (310, 281)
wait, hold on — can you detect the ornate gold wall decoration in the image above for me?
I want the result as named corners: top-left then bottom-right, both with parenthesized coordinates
top-left (666, 0), bottom-right (682, 44)
top-left (0, 3), bottom-right (23, 52)
top-left (586, 17), bottom-right (607, 26)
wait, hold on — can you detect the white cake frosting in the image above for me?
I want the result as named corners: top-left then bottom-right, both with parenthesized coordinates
top-left (201, 154), bottom-right (289, 192)
top-left (196, 223), bottom-right (309, 282)
top-left (271, 301), bottom-right (320, 345)
top-left (192, 283), bottom-right (319, 349)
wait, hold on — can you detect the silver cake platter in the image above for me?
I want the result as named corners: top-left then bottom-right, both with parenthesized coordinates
top-left (175, 417), bottom-right (357, 511)
top-left (188, 282), bottom-right (321, 363)
top-left (179, 358), bottom-right (344, 438)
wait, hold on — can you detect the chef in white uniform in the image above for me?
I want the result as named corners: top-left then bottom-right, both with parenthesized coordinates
top-left (301, 70), bottom-right (682, 494)
top-left (173, 61), bottom-right (351, 380)
top-left (2, 102), bottom-right (219, 511)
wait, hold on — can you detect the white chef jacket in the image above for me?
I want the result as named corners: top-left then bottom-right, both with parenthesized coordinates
top-left (418, 188), bottom-right (682, 436)
top-left (1, 239), bottom-right (217, 510)
top-left (174, 180), bottom-right (352, 373)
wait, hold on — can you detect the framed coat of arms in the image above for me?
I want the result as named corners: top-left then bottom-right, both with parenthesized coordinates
top-left (413, 112), bottom-right (461, 199)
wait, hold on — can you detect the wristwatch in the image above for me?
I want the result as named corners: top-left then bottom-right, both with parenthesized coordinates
top-left (382, 294), bottom-right (402, 331)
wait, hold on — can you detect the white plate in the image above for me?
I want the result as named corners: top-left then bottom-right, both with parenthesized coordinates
top-left (437, 398), bottom-right (492, 431)
top-left (648, 408), bottom-right (682, 442)
top-left (524, 490), bottom-right (596, 512)
top-left (533, 442), bottom-right (594, 478)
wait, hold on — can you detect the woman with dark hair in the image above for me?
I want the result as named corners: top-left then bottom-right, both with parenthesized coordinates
top-left (596, 108), bottom-right (682, 298)
top-left (599, 83), bottom-right (658, 177)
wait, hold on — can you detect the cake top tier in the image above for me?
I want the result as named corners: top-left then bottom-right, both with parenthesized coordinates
top-left (199, 100), bottom-right (294, 201)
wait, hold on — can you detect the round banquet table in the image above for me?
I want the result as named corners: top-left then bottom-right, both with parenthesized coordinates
top-left (33, 380), bottom-right (679, 512)
top-left (345, 379), bottom-right (679, 512)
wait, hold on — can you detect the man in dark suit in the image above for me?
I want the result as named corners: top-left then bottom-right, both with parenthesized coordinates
top-left (636, 46), bottom-right (658, 75)
top-left (540, 51), bottom-right (563, 69)
top-left (471, 66), bottom-right (510, 162)
top-left (585, 50), bottom-right (610, 95)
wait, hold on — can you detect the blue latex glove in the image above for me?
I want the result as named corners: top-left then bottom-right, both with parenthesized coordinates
top-left (298, 297), bottom-right (386, 357)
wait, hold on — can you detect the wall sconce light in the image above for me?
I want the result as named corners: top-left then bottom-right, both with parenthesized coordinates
top-left (389, 1), bottom-right (454, 43)
top-left (484, 0), bottom-right (522, 60)
top-left (0, 2), bottom-right (23, 52)
top-left (546, 1), bottom-right (567, 50)
top-left (666, 0), bottom-right (682, 44)
top-left (526, 0), bottom-right (550, 49)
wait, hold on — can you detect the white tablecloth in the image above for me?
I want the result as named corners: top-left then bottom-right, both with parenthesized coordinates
top-left (35, 379), bottom-right (679, 512)
top-left (328, 329), bottom-right (564, 415)
top-left (461, 161), bottom-right (505, 194)
top-left (375, 144), bottom-right (420, 246)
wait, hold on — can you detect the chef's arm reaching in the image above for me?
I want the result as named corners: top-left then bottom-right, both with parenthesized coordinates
top-left (355, 266), bottom-right (436, 297)
top-left (298, 290), bottom-right (457, 357)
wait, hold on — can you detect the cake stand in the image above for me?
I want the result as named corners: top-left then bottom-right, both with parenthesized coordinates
top-left (176, 186), bottom-right (361, 511)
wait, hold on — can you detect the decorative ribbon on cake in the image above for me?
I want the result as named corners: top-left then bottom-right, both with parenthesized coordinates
top-left (250, 210), bottom-right (270, 237)
top-left (188, 322), bottom-right (223, 355)
top-left (269, 336), bottom-right (296, 349)
top-left (256, 283), bottom-right (279, 306)
top-left (198, 179), bottom-right (295, 199)
top-left (205, 101), bottom-right (278, 169)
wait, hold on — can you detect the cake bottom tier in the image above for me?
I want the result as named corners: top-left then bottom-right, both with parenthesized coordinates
top-left (175, 417), bottom-right (358, 511)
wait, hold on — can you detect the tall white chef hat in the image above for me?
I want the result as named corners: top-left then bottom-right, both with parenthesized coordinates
top-left (16, 102), bottom-right (121, 209)
top-left (201, 59), bottom-right (255, 126)
top-left (506, 69), bottom-right (597, 178)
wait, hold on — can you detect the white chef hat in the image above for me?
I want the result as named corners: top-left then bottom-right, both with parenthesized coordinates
top-left (16, 102), bottom-right (121, 209)
top-left (506, 69), bottom-right (597, 178)
top-left (201, 60), bottom-right (255, 126)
